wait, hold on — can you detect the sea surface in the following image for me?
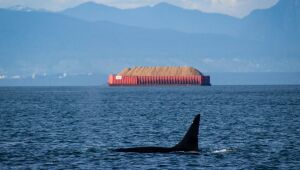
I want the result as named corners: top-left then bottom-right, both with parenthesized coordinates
top-left (0, 86), bottom-right (300, 169)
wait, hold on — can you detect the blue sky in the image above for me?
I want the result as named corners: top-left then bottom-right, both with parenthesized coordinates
top-left (0, 0), bottom-right (278, 17)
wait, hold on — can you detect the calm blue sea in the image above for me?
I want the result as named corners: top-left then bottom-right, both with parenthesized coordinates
top-left (1, 86), bottom-right (300, 169)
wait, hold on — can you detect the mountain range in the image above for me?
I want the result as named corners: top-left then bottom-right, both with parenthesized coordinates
top-left (0, 0), bottom-right (299, 85)
top-left (62, 1), bottom-right (300, 46)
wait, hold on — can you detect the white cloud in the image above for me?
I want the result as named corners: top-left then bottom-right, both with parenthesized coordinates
top-left (58, 72), bottom-right (67, 79)
top-left (175, 0), bottom-right (278, 17)
top-left (0, 0), bottom-right (278, 17)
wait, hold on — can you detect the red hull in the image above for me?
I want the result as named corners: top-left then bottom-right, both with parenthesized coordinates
top-left (108, 75), bottom-right (210, 86)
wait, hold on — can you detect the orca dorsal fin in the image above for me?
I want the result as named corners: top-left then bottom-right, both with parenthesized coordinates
top-left (173, 114), bottom-right (200, 151)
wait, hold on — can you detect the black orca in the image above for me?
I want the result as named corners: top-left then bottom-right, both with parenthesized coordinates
top-left (114, 114), bottom-right (200, 153)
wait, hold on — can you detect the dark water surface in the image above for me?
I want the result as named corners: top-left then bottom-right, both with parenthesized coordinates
top-left (1, 86), bottom-right (300, 169)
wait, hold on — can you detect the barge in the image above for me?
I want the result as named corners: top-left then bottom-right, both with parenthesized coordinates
top-left (108, 66), bottom-right (210, 86)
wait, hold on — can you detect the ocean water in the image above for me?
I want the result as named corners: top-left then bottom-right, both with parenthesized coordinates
top-left (0, 86), bottom-right (300, 169)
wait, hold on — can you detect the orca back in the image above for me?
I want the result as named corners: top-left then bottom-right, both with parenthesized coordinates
top-left (173, 114), bottom-right (200, 151)
top-left (114, 114), bottom-right (201, 153)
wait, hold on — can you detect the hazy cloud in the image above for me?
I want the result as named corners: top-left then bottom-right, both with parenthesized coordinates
top-left (0, 74), bottom-right (6, 80)
top-left (31, 73), bottom-right (36, 79)
top-left (202, 58), bottom-right (215, 63)
top-left (198, 57), bottom-right (265, 72)
top-left (11, 75), bottom-right (21, 79)
top-left (0, 0), bottom-right (278, 17)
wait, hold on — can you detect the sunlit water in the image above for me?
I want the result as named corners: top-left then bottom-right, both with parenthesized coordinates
top-left (1, 86), bottom-right (300, 169)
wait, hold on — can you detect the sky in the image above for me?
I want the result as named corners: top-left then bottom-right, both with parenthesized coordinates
top-left (0, 0), bottom-right (278, 17)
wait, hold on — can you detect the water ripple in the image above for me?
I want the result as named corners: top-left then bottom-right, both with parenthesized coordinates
top-left (0, 86), bottom-right (300, 169)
